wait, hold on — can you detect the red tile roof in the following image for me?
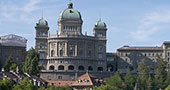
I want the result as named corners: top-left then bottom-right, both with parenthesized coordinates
top-left (72, 73), bottom-right (104, 87)
top-left (46, 73), bottom-right (105, 87)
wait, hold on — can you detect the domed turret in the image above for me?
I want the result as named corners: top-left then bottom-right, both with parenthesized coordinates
top-left (93, 19), bottom-right (107, 37)
top-left (36, 18), bottom-right (48, 27)
top-left (59, 1), bottom-right (82, 21)
top-left (57, 1), bottom-right (83, 36)
top-left (95, 19), bottom-right (107, 28)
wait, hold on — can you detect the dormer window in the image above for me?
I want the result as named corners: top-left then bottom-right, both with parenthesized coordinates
top-left (97, 33), bottom-right (104, 37)
top-left (63, 26), bottom-right (78, 31)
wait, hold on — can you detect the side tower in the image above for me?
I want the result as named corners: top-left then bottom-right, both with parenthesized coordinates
top-left (35, 18), bottom-right (49, 59)
top-left (58, 2), bottom-right (83, 36)
top-left (93, 20), bottom-right (108, 71)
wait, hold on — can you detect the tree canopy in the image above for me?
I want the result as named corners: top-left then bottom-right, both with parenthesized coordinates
top-left (23, 48), bottom-right (40, 76)
top-left (3, 56), bottom-right (14, 72)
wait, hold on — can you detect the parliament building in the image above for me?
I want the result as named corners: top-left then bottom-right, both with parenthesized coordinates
top-left (35, 2), bottom-right (116, 81)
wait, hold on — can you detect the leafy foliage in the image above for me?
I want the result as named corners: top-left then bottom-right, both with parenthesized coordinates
top-left (124, 68), bottom-right (136, 90)
top-left (3, 56), bottom-right (14, 72)
top-left (153, 57), bottom-right (167, 89)
top-left (47, 85), bottom-right (71, 90)
top-left (165, 85), bottom-right (170, 90)
top-left (93, 85), bottom-right (119, 90)
top-left (10, 63), bottom-right (17, 72)
top-left (0, 79), bottom-right (13, 90)
top-left (12, 78), bottom-right (36, 90)
top-left (23, 48), bottom-right (39, 76)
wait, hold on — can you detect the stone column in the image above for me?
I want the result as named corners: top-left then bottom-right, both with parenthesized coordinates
top-left (56, 42), bottom-right (58, 57)
top-left (75, 42), bottom-right (78, 56)
top-left (65, 42), bottom-right (68, 56)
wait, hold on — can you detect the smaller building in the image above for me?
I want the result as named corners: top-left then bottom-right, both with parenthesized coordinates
top-left (0, 34), bottom-right (27, 66)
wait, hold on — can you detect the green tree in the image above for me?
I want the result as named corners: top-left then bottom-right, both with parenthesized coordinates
top-left (137, 59), bottom-right (150, 90)
top-left (105, 72), bottom-right (124, 89)
top-left (146, 75), bottom-right (152, 90)
top-left (3, 56), bottom-right (14, 72)
top-left (12, 78), bottom-right (36, 90)
top-left (165, 67), bottom-right (170, 87)
top-left (124, 68), bottom-right (136, 90)
top-left (165, 85), bottom-right (170, 90)
top-left (0, 79), bottom-right (13, 90)
top-left (93, 85), bottom-right (119, 90)
top-left (38, 86), bottom-right (45, 90)
top-left (154, 57), bottom-right (167, 89)
top-left (10, 63), bottom-right (17, 72)
top-left (47, 85), bottom-right (70, 90)
top-left (23, 48), bottom-right (39, 75)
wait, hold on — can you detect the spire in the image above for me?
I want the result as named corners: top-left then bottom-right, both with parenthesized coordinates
top-left (42, 9), bottom-right (44, 19)
top-left (68, 0), bottom-right (73, 9)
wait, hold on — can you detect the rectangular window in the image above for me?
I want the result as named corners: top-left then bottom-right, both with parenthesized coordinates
top-left (58, 76), bottom-right (62, 80)
top-left (98, 54), bottom-right (103, 59)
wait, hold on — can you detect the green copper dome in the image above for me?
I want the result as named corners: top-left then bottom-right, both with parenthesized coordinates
top-left (95, 19), bottom-right (107, 28)
top-left (59, 2), bottom-right (82, 20)
top-left (36, 18), bottom-right (48, 27)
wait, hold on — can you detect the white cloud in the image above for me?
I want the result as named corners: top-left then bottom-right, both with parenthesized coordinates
top-left (22, 0), bottom-right (41, 13)
top-left (0, 0), bottom-right (61, 23)
top-left (130, 10), bottom-right (170, 42)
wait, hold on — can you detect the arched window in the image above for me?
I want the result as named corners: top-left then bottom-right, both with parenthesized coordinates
top-left (51, 50), bottom-right (55, 57)
top-left (68, 65), bottom-right (74, 70)
top-left (60, 49), bottom-right (63, 57)
top-left (49, 65), bottom-right (55, 70)
top-left (58, 65), bottom-right (64, 70)
top-left (107, 64), bottom-right (113, 72)
top-left (88, 66), bottom-right (93, 71)
top-left (78, 66), bottom-right (85, 71)
top-left (97, 67), bottom-right (103, 71)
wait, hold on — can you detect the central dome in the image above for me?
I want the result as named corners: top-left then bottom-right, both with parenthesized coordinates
top-left (59, 2), bottom-right (82, 20)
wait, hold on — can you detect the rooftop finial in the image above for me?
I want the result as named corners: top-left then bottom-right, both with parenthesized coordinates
top-left (68, 0), bottom-right (73, 9)
top-left (42, 9), bottom-right (44, 19)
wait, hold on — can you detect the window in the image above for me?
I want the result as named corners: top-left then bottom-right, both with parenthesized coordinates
top-left (107, 58), bottom-right (114, 61)
top-left (63, 26), bottom-right (78, 31)
top-left (69, 47), bottom-right (74, 56)
top-left (107, 64), bottom-right (113, 72)
top-left (87, 50), bottom-right (92, 57)
top-left (60, 49), bottom-right (64, 57)
top-left (98, 54), bottom-right (103, 59)
top-left (68, 65), bottom-right (74, 70)
top-left (78, 66), bottom-right (85, 71)
top-left (78, 49), bottom-right (83, 56)
top-left (39, 52), bottom-right (45, 59)
top-left (58, 65), bottom-right (64, 70)
top-left (88, 66), bottom-right (93, 71)
top-left (97, 67), bottom-right (103, 71)
top-left (49, 65), bottom-right (55, 70)
top-left (168, 52), bottom-right (170, 56)
top-left (40, 43), bottom-right (45, 48)
top-left (51, 50), bottom-right (55, 57)
top-left (144, 53), bottom-right (147, 56)
top-left (58, 76), bottom-right (62, 80)
top-left (98, 45), bottom-right (103, 52)
top-left (97, 33), bottom-right (103, 37)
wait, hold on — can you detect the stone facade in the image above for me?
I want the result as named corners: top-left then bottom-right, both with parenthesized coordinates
top-left (116, 42), bottom-right (170, 73)
top-left (35, 2), bottom-right (114, 81)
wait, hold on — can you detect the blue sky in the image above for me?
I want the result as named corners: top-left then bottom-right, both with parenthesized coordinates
top-left (1, 0), bottom-right (170, 52)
